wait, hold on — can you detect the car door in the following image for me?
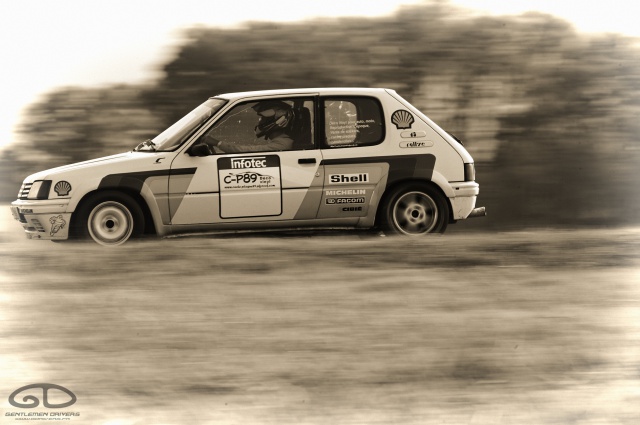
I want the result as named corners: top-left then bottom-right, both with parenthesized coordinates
top-left (317, 96), bottom-right (389, 219)
top-left (168, 96), bottom-right (324, 226)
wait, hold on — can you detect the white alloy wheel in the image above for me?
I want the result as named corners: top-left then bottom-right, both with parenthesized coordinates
top-left (87, 201), bottom-right (135, 246)
top-left (391, 191), bottom-right (439, 235)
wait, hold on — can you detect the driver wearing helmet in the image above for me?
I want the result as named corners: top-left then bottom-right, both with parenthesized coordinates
top-left (204, 101), bottom-right (294, 153)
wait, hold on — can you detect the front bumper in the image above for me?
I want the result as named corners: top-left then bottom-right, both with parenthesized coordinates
top-left (10, 200), bottom-right (72, 240)
top-left (448, 181), bottom-right (485, 220)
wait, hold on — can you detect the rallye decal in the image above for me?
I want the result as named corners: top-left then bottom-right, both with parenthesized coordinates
top-left (399, 140), bottom-right (433, 148)
top-left (217, 155), bottom-right (282, 219)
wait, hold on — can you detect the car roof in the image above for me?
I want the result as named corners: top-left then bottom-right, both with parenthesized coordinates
top-left (212, 87), bottom-right (395, 101)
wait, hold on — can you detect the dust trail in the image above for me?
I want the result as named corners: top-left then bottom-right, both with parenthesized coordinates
top-left (1, 205), bottom-right (639, 424)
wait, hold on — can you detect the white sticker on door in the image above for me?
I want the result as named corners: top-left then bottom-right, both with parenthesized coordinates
top-left (218, 155), bottom-right (282, 218)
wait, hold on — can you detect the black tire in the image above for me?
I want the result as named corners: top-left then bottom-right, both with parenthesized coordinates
top-left (380, 183), bottom-right (449, 235)
top-left (73, 191), bottom-right (145, 246)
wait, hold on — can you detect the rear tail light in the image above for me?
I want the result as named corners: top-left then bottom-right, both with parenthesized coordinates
top-left (464, 163), bottom-right (475, 182)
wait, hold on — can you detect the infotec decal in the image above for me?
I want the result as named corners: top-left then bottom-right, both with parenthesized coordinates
top-left (218, 156), bottom-right (281, 191)
top-left (230, 156), bottom-right (270, 169)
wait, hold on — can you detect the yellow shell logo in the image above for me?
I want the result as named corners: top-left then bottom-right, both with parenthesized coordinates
top-left (54, 181), bottom-right (72, 196)
top-left (391, 110), bottom-right (415, 129)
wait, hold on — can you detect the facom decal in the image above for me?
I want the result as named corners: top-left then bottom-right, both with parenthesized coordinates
top-left (326, 197), bottom-right (365, 205)
top-left (325, 189), bottom-right (366, 196)
top-left (391, 110), bottom-right (415, 129)
top-left (53, 181), bottom-right (72, 196)
top-left (329, 173), bottom-right (369, 184)
top-left (49, 215), bottom-right (66, 236)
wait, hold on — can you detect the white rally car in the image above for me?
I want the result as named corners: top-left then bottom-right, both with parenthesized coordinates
top-left (10, 88), bottom-right (485, 245)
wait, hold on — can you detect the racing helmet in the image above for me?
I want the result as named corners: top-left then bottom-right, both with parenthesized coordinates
top-left (253, 101), bottom-right (293, 139)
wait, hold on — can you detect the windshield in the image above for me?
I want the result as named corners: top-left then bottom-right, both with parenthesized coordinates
top-left (136, 98), bottom-right (227, 152)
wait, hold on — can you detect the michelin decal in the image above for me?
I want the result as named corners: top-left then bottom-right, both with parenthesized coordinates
top-left (49, 215), bottom-right (66, 236)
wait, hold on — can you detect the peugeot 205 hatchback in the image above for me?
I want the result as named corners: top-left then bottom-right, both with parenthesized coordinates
top-left (10, 88), bottom-right (485, 245)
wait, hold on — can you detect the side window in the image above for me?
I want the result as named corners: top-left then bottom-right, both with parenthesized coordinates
top-left (201, 98), bottom-right (314, 153)
top-left (323, 97), bottom-right (384, 147)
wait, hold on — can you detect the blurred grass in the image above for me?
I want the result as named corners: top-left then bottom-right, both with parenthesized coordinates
top-left (1, 222), bottom-right (639, 424)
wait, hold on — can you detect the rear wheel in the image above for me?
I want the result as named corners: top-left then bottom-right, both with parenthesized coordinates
top-left (74, 192), bottom-right (144, 246)
top-left (380, 184), bottom-right (449, 235)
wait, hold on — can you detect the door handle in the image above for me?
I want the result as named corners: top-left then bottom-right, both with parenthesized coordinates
top-left (298, 158), bottom-right (317, 164)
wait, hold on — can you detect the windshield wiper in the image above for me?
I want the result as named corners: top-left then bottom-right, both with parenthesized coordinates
top-left (134, 139), bottom-right (156, 152)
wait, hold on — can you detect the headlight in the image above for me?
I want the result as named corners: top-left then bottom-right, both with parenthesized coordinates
top-left (24, 180), bottom-right (52, 200)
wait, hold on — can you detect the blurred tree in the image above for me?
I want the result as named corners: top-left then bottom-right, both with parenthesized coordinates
top-left (490, 29), bottom-right (640, 227)
top-left (3, 2), bottom-right (639, 228)
top-left (145, 20), bottom-right (396, 126)
top-left (1, 85), bottom-right (163, 198)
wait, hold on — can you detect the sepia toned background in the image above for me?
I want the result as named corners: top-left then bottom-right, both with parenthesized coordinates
top-left (1, 1), bottom-right (639, 228)
top-left (1, 1), bottom-right (639, 424)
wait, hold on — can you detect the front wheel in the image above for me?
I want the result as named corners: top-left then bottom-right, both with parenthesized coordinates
top-left (380, 184), bottom-right (449, 235)
top-left (74, 192), bottom-right (144, 246)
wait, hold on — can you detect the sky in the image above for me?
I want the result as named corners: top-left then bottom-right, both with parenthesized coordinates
top-left (1, 0), bottom-right (638, 151)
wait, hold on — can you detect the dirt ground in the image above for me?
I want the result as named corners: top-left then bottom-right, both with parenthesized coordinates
top-left (1, 208), bottom-right (639, 424)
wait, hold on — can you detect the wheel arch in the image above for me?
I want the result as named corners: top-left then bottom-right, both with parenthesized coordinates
top-left (374, 178), bottom-right (453, 228)
top-left (71, 187), bottom-right (156, 236)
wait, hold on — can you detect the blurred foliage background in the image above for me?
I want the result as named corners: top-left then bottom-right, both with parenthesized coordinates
top-left (1, 2), bottom-right (638, 229)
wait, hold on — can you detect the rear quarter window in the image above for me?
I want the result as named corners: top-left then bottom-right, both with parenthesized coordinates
top-left (323, 97), bottom-right (384, 148)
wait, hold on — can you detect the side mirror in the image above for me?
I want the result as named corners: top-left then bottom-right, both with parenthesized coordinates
top-left (188, 143), bottom-right (212, 157)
